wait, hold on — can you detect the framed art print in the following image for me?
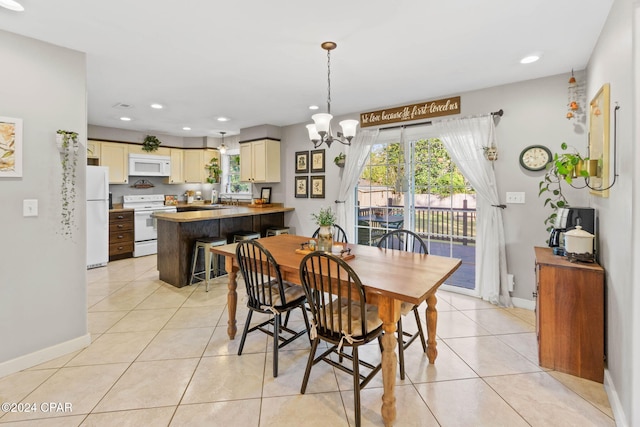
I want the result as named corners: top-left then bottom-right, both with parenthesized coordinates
top-left (295, 176), bottom-right (308, 198)
top-left (295, 151), bottom-right (309, 173)
top-left (310, 175), bottom-right (325, 198)
top-left (0, 116), bottom-right (23, 178)
top-left (311, 149), bottom-right (325, 173)
top-left (260, 187), bottom-right (272, 203)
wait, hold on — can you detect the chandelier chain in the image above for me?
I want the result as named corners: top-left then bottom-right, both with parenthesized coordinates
top-left (326, 49), bottom-right (332, 115)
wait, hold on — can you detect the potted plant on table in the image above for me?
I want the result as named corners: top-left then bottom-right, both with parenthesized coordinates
top-left (538, 142), bottom-right (589, 232)
top-left (311, 206), bottom-right (336, 252)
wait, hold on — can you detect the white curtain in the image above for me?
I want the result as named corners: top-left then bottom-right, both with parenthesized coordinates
top-left (335, 129), bottom-right (379, 242)
top-left (433, 115), bottom-right (512, 307)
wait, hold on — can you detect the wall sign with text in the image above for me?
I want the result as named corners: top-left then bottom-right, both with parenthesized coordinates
top-left (359, 96), bottom-right (461, 127)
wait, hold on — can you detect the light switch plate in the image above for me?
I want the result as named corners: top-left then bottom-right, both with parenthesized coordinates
top-left (23, 199), bottom-right (38, 217)
top-left (506, 192), bottom-right (525, 204)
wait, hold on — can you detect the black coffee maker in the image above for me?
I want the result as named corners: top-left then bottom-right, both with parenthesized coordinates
top-left (549, 207), bottom-right (595, 249)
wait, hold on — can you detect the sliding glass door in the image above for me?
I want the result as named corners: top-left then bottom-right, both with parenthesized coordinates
top-left (356, 127), bottom-right (476, 290)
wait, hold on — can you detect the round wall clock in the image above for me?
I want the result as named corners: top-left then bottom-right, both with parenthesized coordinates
top-left (519, 145), bottom-right (552, 171)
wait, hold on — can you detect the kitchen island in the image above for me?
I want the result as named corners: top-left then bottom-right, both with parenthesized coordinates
top-left (153, 205), bottom-right (294, 288)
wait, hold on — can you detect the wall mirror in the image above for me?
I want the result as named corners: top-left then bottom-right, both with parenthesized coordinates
top-left (588, 83), bottom-right (610, 198)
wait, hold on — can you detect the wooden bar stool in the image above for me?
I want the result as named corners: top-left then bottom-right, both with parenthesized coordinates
top-left (265, 227), bottom-right (290, 236)
top-left (232, 231), bottom-right (261, 242)
top-left (189, 237), bottom-right (228, 291)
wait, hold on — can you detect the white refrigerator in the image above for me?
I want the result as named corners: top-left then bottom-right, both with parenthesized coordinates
top-left (86, 166), bottom-right (109, 268)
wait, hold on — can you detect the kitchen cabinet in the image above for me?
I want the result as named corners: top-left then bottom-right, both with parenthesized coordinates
top-left (127, 145), bottom-right (171, 156)
top-left (109, 210), bottom-right (134, 260)
top-left (183, 149), bottom-right (204, 183)
top-left (165, 148), bottom-right (184, 184)
top-left (239, 139), bottom-right (280, 183)
top-left (87, 140), bottom-right (101, 161)
top-left (534, 247), bottom-right (604, 383)
top-left (100, 142), bottom-right (129, 184)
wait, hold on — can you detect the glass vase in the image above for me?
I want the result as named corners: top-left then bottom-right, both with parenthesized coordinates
top-left (317, 225), bottom-right (333, 252)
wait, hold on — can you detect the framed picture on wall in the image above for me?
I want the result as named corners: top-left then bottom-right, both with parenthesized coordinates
top-left (295, 151), bottom-right (309, 173)
top-left (295, 176), bottom-right (308, 198)
top-left (310, 149), bottom-right (325, 173)
top-left (310, 175), bottom-right (325, 198)
top-left (0, 116), bottom-right (23, 178)
top-left (588, 83), bottom-right (610, 198)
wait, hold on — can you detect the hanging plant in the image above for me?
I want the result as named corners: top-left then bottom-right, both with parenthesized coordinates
top-left (56, 130), bottom-right (79, 239)
top-left (142, 135), bottom-right (162, 152)
top-left (333, 152), bottom-right (346, 167)
top-left (538, 142), bottom-right (589, 232)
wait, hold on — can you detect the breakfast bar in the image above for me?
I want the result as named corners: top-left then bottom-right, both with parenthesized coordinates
top-left (153, 205), bottom-right (294, 287)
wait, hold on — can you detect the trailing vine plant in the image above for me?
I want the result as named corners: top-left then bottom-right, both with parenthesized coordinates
top-left (538, 142), bottom-right (589, 232)
top-left (57, 130), bottom-right (79, 239)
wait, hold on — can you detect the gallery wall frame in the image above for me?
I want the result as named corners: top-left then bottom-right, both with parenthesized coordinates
top-left (295, 151), bottom-right (309, 173)
top-left (0, 116), bottom-right (23, 178)
top-left (295, 176), bottom-right (308, 198)
top-left (588, 83), bottom-right (610, 198)
top-left (310, 149), bottom-right (325, 173)
top-left (310, 175), bottom-right (325, 198)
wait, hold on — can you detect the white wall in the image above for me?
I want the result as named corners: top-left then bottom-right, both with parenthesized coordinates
top-left (586, 0), bottom-right (635, 424)
top-left (0, 30), bottom-right (90, 375)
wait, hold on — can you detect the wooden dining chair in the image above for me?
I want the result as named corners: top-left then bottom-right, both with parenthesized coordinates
top-left (312, 224), bottom-right (348, 243)
top-left (299, 252), bottom-right (383, 427)
top-left (235, 240), bottom-right (310, 377)
top-left (376, 229), bottom-right (428, 380)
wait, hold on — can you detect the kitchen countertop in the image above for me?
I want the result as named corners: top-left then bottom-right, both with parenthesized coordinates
top-left (153, 205), bottom-right (294, 223)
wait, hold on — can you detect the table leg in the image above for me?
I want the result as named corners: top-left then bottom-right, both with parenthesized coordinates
top-left (378, 296), bottom-right (400, 427)
top-left (225, 256), bottom-right (238, 340)
top-left (425, 293), bottom-right (438, 363)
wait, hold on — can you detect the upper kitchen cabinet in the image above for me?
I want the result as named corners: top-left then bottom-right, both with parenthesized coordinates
top-left (239, 139), bottom-right (280, 183)
top-left (165, 148), bottom-right (184, 184)
top-left (128, 145), bottom-right (171, 156)
top-left (183, 149), bottom-right (205, 183)
top-left (87, 140), bottom-right (101, 162)
top-left (100, 142), bottom-right (128, 184)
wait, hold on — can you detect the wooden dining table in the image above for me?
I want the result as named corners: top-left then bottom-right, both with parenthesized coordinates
top-left (211, 234), bottom-right (461, 426)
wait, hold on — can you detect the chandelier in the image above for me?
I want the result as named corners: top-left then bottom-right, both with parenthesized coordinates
top-left (306, 42), bottom-right (359, 148)
top-left (218, 132), bottom-right (227, 155)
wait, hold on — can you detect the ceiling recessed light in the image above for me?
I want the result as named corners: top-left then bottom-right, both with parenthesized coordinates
top-left (217, 117), bottom-right (230, 122)
top-left (0, 0), bottom-right (24, 11)
top-left (309, 105), bottom-right (319, 110)
top-left (120, 117), bottom-right (132, 121)
top-left (182, 126), bottom-right (191, 131)
top-left (520, 55), bottom-right (541, 64)
top-left (150, 103), bottom-right (163, 109)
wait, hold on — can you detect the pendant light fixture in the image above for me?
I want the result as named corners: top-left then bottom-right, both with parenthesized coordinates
top-left (218, 132), bottom-right (227, 155)
top-left (0, 0), bottom-right (24, 11)
top-left (306, 42), bottom-right (359, 148)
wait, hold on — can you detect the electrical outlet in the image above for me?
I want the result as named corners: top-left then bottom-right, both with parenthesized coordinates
top-left (508, 274), bottom-right (515, 291)
top-left (506, 192), bottom-right (525, 204)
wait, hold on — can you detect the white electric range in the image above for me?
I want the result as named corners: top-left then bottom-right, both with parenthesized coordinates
top-left (122, 194), bottom-right (177, 257)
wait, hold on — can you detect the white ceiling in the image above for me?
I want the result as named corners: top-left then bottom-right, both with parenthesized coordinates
top-left (0, 0), bottom-right (613, 138)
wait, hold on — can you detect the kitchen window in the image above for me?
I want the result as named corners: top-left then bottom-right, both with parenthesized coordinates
top-left (221, 150), bottom-right (250, 195)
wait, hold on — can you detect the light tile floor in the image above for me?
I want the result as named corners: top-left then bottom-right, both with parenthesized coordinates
top-left (0, 255), bottom-right (615, 426)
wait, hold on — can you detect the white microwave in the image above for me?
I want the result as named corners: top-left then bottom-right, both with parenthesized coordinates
top-left (129, 154), bottom-right (171, 177)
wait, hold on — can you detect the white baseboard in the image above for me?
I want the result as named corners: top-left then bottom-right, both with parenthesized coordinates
top-left (0, 334), bottom-right (91, 379)
top-left (604, 368), bottom-right (628, 427)
top-left (511, 296), bottom-right (536, 311)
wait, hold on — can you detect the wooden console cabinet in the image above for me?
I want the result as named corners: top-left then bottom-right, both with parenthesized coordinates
top-left (109, 210), bottom-right (134, 260)
top-left (534, 247), bottom-right (604, 383)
